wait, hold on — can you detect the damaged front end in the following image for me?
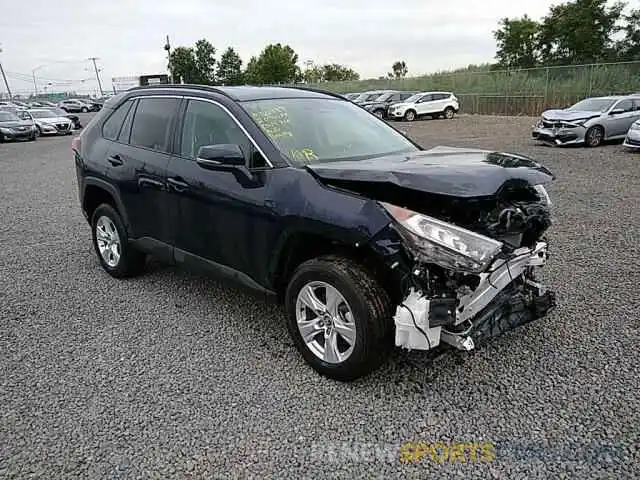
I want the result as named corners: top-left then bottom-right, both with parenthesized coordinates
top-left (382, 190), bottom-right (556, 353)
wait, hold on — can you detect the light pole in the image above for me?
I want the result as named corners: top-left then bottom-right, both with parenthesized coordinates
top-left (32, 65), bottom-right (45, 96)
top-left (88, 57), bottom-right (104, 96)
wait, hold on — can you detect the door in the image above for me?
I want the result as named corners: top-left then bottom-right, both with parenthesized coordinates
top-left (166, 98), bottom-right (272, 282)
top-left (607, 99), bottom-right (640, 137)
top-left (104, 96), bottom-right (179, 257)
top-left (415, 94), bottom-right (435, 115)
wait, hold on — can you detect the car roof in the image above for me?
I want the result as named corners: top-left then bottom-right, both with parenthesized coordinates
top-left (125, 84), bottom-right (345, 102)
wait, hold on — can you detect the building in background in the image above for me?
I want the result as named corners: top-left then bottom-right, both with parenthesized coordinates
top-left (111, 74), bottom-right (169, 93)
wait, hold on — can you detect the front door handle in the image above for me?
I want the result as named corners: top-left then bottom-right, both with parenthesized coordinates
top-left (167, 177), bottom-right (189, 192)
top-left (107, 154), bottom-right (123, 166)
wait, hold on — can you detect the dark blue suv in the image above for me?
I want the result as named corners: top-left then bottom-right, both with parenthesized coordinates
top-left (73, 84), bottom-right (556, 381)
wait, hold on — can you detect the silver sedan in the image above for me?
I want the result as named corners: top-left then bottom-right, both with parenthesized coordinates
top-left (532, 95), bottom-right (640, 147)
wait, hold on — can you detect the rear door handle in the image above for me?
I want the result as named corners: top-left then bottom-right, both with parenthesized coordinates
top-left (108, 154), bottom-right (123, 166)
top-left (167, 177), bottom-right (189, 192)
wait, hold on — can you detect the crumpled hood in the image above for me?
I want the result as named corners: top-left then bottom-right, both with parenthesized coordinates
top-left (306, 146), bottom-right (555, 198)
top-left (542, 109), bottom-right (602, 121)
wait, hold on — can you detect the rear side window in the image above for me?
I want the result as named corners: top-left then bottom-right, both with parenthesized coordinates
top-left (129, 97), bottom-right (179, 152)
top-left (102, 100), bottom-right (134, 141)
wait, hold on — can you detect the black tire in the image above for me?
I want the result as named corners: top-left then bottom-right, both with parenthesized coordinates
top-left (35, 126), bottom-right (41, 137)
top-left (585, 125), bottom-right (604, 147)
top-left (444, 107), bottom-right (455, 119)
top-left (285, 255), bottom-right (393, 381)
top-left (81, 107), bottom-right (88, 113)
top-left (373, 109), bottom-right (385, 119)
top-left (403, 109), bottom-right (417, 122)
top-left (29, 134), bottom-right (36, 141)
top-left (91, 204), bottom-right (146, 278)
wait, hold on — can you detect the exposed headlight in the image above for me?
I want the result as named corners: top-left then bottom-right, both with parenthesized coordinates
top-left (381, 202), bottom-right (503, 273)
top-left (0, 127), bottom-right (13, 134)
top-left (534, 184), bottom-right (552, 206)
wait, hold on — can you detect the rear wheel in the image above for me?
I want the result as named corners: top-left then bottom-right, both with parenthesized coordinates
top-left (285, 255), bottom-right (393, 381)
top-left (403, 110), bottom-right (416, 122)
top-left (444, 107), bottom-right (455, 119)
top-left (91, 204), bottom-right (146, 278)
top-left (585, 125), bottom-right (604, 147)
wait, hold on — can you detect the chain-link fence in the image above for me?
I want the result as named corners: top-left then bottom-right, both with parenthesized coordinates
top-left (307, 61), bottom-right (640, 116)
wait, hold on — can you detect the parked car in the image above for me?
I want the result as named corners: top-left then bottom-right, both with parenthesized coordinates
top-left (0, 110), bottom-right (38, 142)
top-left (532, 95), bottom-right (640, 147)
top-left (49, 107), bottom-right (83, 129)
top-left (361, 91), bottom-right (419, 118)
top-left (27, 108), bottom-right (74, 136)
top-left (74, 84), bottom-right (556, 381)
top-left (343, 93), bottom-right (361, 101)
top-left (387, 92), bottom-right (460, 121)
top-left (38, 101), bottom-right (58, 108)
top-left (623, 119), bottom-right (640, 150)
top-left (353, 90), bottom-right (395, 104)
top-left (58, 99), bottom-right (93, 113)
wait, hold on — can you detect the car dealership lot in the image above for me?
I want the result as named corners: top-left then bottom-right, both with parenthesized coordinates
top-left (1, 114), bottom-right (638, 478)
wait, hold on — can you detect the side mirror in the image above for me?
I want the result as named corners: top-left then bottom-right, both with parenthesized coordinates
top-left (609, 108), bottom-right (624, 115)
top-left (196, 144), bottom-right (245, 169)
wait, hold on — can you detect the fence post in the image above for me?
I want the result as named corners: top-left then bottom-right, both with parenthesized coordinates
top-left (588, 64), bottom-right (594, 97)
top-left (544, 67), bottom-right (549, 109)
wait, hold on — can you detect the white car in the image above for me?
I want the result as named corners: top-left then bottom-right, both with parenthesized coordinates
top-left (387, 91), bottom-right (459, 122)
top-left (623, 119), bottom-right (640, 150)
top-left (27, 109), bottom-right (74, 136)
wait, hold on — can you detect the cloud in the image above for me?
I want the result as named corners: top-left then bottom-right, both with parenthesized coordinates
top-left (0, 0), bottom-right (556, 95)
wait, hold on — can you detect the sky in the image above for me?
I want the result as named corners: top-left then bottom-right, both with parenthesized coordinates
top-left (0, 0), bottom-right (560, 97)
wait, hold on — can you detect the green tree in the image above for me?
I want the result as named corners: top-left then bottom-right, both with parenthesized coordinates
top-left (391, 61), bottom-right (408, 78)
top-left (493, 15), bottom-right (540, 68)
top-left (244, 43), bottom-right (300, 84)
top-left (617, 9), bottom-right (640, 60)
top-left (537, 0), bottom-right (625, 64)
top-left (322, 64), bottom-right (360, 81)
top-left (194, 39), bottom-right (217, 84)
top-left (217, 47), bottom-right (244, 85)
top-left (168, 46), bottom-right (199, 84)
top-left (303, 65), bottom-right (324, 83)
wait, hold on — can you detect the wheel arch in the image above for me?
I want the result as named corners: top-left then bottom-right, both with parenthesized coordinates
top-left (82, 177), bottom-right (131, 234)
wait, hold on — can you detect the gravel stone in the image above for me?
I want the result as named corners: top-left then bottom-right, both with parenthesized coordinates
top-left (0, 114), bottom-right (638, 478)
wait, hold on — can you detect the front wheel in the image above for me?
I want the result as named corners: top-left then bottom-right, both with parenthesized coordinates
top-left (585, 125), bottom-right (604, 147)
top-left (81, 107), bottom-right (88, 113)
top-left (91, 204), bottom-right (146, 278)
top-left (285, 255), bottom-right (393, 381)
top-left (35, 126), bottom-right (41, 137)
top-left (403, 110), bottom-right (416, 122)
top-left (373, 109), bottom-right (385, 119)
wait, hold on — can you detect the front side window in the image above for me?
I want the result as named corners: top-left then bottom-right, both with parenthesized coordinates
top-left (180, 99), bottom-right (263, 166)
top-left (129, 97), bottom-right (179, 152)
top-left (243, 97), bottom-right (418, 165)
top-left (613, 99), bottom-right (633, 112)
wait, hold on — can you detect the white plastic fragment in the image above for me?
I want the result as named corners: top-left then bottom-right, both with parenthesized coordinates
top-left (393, 288), bottom-right (441, 351)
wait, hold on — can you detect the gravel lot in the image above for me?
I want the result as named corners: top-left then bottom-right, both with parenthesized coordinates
top-left (1, 113), bottom-right (639, 479)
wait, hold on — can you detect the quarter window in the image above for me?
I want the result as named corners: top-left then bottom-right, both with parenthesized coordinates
top-left (129, 97), bottom-right (179, 152)
top-left (613, 99), bottom-right (633, 112)
top-left (102, 100), bottom-right (134, 141)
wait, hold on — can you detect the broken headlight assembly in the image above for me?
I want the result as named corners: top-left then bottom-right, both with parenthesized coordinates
top-left (381, 202), bottom-right (503, 274)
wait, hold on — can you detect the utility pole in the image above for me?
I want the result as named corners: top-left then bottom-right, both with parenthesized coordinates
top-left (0, 45), bottom-right (12, 100)
top-left (88, 57), bottom-right (104, 96)
top-left (163, 35), bottom-right (172, 82)
top-left (32, 65), bottom-right (44, 96)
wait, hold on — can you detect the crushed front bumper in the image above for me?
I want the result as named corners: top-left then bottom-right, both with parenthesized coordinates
top-left (532, 122), bottom-right (586, 146)
top-left (393, 241), bottom-right (556, 351)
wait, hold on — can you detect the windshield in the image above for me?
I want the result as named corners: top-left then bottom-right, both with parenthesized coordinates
top-left (0, 111), bottom-right (20, 121)
top-left (243, 98), bottom-right (419, 165)
top-left (375, 93), bottom-right (393, 102)
top-left (569, 98), bottom-right (616, 112)
top-left (29, 110), bottom-right (58, 118)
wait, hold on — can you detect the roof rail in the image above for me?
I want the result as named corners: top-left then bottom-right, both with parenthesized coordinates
top-left (125, 83), bottom-right (236, 100)
top-left (261, 84), bottom-right (347, 100)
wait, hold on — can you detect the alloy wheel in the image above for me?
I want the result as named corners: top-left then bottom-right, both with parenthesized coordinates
top-left (95, 215), bottom-right (122, 268)
top-left (295, 281), bottom-right (356, 364)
